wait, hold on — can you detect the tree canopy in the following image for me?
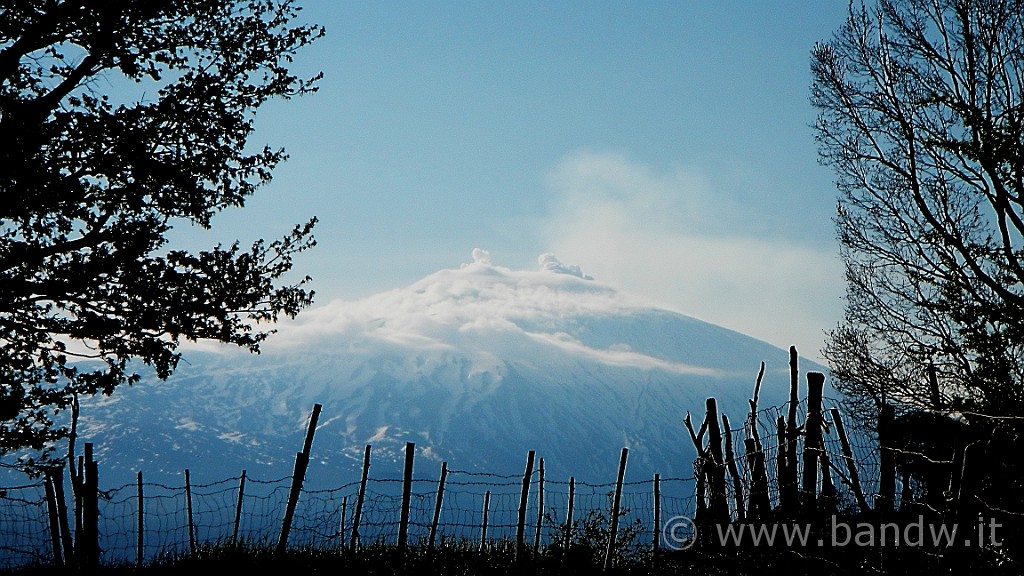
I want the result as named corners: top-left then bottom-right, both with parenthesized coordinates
top-left (812, 0), bottom-right (1024, 422)
top-left (0, 0), bottom-right (323, 469)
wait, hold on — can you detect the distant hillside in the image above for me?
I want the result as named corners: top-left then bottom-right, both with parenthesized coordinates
top-left (67, 251), bottom-right (833, 489)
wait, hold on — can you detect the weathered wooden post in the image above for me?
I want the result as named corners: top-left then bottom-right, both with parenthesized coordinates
top-left (721, 414), bottom-right (745, 521)
top-left (705, 399), bottom-right (729, 525)
top-left (829, 408), bottom-right (869, 514)
top-left (652, 473), bottom-right (661, 556)
top-left (50, 466), bottom-right (73, 566)
top-left (801, 372), bottom-right (825, 514)
top-left (533, 458), bottom-right (545, 552)
top-left (683, 411), bottom-right (708, 524)
top-left (515, 450), bottom-right (535, 561)
top-left (397, 441), bottom-right (415, 552)
top-left (745, 362), bottom-right (770, 519)
top-left (429, 461), bottom-right (448, 549)
top-left (603, 447), bottom-right (629, 572)
top-left (775, 416), bottom-right (787, 515)
top-left (565, 476), bottom-right (575, 549)
top-left (480, 491), bottom-right (491, 551)
top-left (745, 437), bottom-right (770, 519)
top-left (350, 445), bottom-right (371, 552)
top-left (783, 346), bottom-right (801, 516)
top-left (339, 496), bottom-right (348, 553)
top-left (232, 470), bottom-right (246, 546)
top-left (136, 471), bottom-right (144, 567)
top-left (278, 403), bottom-right (322, 553)
top-left (44, 470), bottom-right (63, 566)
top-left (184, 469), bottom-right (196, 556)
top-left (79, 443), bottom-right (99, 569)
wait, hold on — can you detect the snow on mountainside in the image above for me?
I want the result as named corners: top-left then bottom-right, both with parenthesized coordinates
top-left (73, 250), bottom-right (833, 489)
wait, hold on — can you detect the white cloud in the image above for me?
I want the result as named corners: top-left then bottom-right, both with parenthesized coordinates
top-left (244, 252), bottom-right (725, 376)
top-left (540, 150), bottom-right (844, 359)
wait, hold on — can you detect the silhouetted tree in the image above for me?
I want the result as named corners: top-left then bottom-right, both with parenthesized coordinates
top-left (812, 0), bottom-right (1024, 421)
top-left (0, 0), bottom-right (323, 471)
top-left (811, 0), bottom-right (1023, 561)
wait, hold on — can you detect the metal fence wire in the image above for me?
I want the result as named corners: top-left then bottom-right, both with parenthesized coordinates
top-left (0, 397), bottom-right (883, 571)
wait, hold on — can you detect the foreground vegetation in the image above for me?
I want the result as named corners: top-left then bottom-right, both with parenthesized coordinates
top-left (4, 533), bottom-right (1019, 576)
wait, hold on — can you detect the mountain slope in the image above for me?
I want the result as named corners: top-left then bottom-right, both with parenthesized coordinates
top-left (73, 251), bottom-right (832, 488)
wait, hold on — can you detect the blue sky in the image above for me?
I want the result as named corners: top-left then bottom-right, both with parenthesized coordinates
top-left (176, 1), bottom-right (853, 362)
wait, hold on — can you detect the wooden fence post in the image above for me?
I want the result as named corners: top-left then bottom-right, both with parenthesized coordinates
top-left (232, 470), bottom-right (246, 546)
top-left (515, 450), bottom-right (535, 561)
top-left (775, 416), bottom-right (787, 515)
top-left (339, 496), bottom-right (348, 553)
top-left (533, 458), bottom-right (545, 553)
top-left (479, 487), bottom-right (491, 545)
top-left (877, 403), bottom-right (896, 514)
top-left (44, 470), bottom-right (63, 567)
top-left (79, 443), bottom-right (98, 569)
top-left (51, 466), bottom-right (73, 567)
top-left (784, 346), bottom-right (800, 516)
top-left (429, 461), bottom-right (448, 549)
top-left (721, 414), bottom-right (745, 521)
top-left (75, 455), bottom-right (83, 546)
top-left (829, 408), bottom-right (870, 514)
top-left (184, 469), bottom-right (196, 556)
top-left (603, 447), bottom-right (629, 572)
top-left (278, 403), bottom-right (322, 553)
top-left (350, 445), bottom-right (371, 552)
top-left (819, 444), bottom-right (837, 516)
top-left (801, 372), bottom-right (825, 514)
top-left (397, 441), bottom-right (415, 552)
top-left (480, 490), bottom-right (491, 551)
top-left (705, 398), bottom-right (728, 525)
top-left (745, 437), bottom-right (770, 519)
top-left (136, 471), bottom-right (144, 567)
top-left (652, 473), bottom-right (661, 555)
top-left (565, 476), bottom-right (575, 549)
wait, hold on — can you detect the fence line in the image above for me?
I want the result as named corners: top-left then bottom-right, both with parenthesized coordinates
top-left (0, 393), bottom-right (882, 571)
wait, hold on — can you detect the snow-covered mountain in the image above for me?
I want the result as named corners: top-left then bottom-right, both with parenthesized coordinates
top-left (73, 250), bottom-right (832, 489)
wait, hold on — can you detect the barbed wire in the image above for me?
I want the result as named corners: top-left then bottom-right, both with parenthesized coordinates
top-left (0, 399), bottom-right (883, 570)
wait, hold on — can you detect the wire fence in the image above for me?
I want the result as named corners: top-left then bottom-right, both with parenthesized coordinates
top-left (0, 396), bottom-right (883, 571)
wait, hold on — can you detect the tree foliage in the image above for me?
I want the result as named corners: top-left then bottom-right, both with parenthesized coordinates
top-left (812, 0), bottom-right (1024, 422)
top-left (0, 0), bottom-right (323, 468)
top-left (812, 1), bottom-right (1024, 546)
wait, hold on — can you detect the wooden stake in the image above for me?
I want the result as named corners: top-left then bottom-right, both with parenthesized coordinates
top-left (785, 346), bottom-right (800, 515)
top-left (136, 471), bottom-right (144, 567)
top-left (802, 372), bottom-right (825, 514)
top-left (533, 458), bottom-right (545, 552)
top-left (829, 408), bottom-right (869, 514)
top-left (185, 469), bottom-right (196, 556)
top-left (232, 470), bottom-right (246, 546)
top-left (80, 444), bottom-right (98, 568)
top-left (350, 445), bottom-right (371, 552)
top-left (515, 450), bottom-right (535, 561)
top-left (722, 414), bottom-right (745, 521)
top-left (603, 447), bottom-right (629, 572)
top-left (51, 466), bottom-right (73, 566)
top-left (429, 461), bottom-right (448, 549)
top-left (397, 441), bottom-right (415, 552)
top-left (565, 476), bottom-right (575, 549)
top-left (339, 496), bottom-right (348, 553)
top-left (278, 404), bottom-right (322, 553)
top-left (480, 491), bottom-right (491, 552)
top-left (44, 470), bottom-right (63, 567)
top-left (705, 398), bottom-right (728, 524)
top-left (652, 473), bottom-right (661, 554)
